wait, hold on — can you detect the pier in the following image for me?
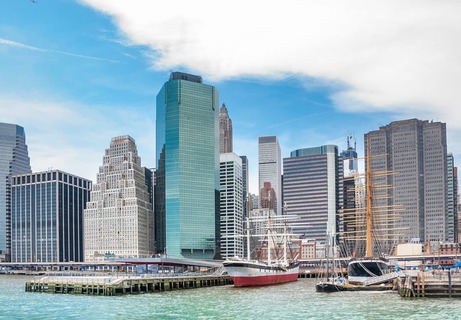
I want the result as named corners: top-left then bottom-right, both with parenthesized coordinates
top-left (398, 270), bottom-right (461, 298)
top-left (25, 273), bottom-right (232, 296)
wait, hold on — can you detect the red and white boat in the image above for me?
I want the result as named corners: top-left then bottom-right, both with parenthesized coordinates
top-left (223, 208), bottom-right (299, 287)
top-left (223, 259), bottom-right (299, 287)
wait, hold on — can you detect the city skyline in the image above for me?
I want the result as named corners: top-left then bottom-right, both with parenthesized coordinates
top-left (1, 1), bottom-right (461, 194)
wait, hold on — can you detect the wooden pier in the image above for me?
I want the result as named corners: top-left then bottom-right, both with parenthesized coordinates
top-left (398, 270), bottom-right (461, 298)
top-left (25, 274), bottom-right (232, 296)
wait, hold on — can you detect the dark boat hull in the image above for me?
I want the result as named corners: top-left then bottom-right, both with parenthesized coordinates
top-left (315, 282), bottom-right (347, 292)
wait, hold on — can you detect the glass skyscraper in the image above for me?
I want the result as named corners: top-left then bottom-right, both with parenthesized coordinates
top-left (10, 170), bottom-right (91, 263)
top-left (0, 122), bottom-right (31, 262)
top-left (155, 72), bottom-right (219, 259)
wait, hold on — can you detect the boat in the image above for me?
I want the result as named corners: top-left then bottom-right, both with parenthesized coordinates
top-left (342, 135), bottom-right (398, 287)
top-left (315, 233), bottom-right (347, 292)
top-left (223, 258), bottom-right (299, 287)
top-left (223, 207), bottom-right (299, 287)
top-left (347, 257), bottom-right (391, 284)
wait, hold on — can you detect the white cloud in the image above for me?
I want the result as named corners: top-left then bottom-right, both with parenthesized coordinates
top-left (80, 0), bottom-right (461, 128)
top-left (0, 95), bottom-right (155, 182)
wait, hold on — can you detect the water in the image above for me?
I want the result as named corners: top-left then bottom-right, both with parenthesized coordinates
top-left (1, 275), bottom-right (461, 319)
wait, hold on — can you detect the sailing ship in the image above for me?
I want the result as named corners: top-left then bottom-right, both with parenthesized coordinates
top-left (315, 234), bottom-right (347, 292)
top-left (342, 135), bottom-right (402, 286)
top-left (223, 209), bottom-right (299, 287)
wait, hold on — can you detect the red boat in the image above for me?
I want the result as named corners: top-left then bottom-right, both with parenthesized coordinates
top-left (223, 259), bottom-right (299, 287)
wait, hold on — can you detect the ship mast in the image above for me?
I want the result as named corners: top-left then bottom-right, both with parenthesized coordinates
top-left (365, 135), bottom-right (373, 257)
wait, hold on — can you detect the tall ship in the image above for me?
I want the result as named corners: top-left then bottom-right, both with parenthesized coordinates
top-left (223, 211), bottom-right (299, 287)
top-left (342, 135), bottom-right (400, 286)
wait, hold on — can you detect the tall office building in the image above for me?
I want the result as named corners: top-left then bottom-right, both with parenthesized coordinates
top-left (84, 135), bottom-right (153, 262)
top-left (283, 145), bottom-right (343, 243)
top-left (240, 156), bottom-right (249, 212)
top-left (219, 153), bottom-right (244, 259)
top-left (219, 103), bottom-right (233, 154)
top-left (155, 72), bottom-right (219, 259)
top-left (447, 154), bottom-right (458, 243)
top-left (0, 122), bottom-right (31, 262)
top-left (258, 136), bottom-right (282, 214)
top-left (365, 119), bottom-right (448, 248)
top-left (11, 170), bottom-right (91, 262)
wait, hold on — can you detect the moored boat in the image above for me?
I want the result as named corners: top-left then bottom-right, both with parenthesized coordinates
top-left (223, 259), bottom-right (299, 287)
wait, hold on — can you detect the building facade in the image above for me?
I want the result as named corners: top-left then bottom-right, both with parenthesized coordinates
top-left (155, 72), bottom-right (219, 259)
top-left (84, 135), bottom-right (153, 261)
top-left (11, 170), bottom-right (91, 263)
top-left (283, 145), bottom-right (343, 243)
top-left (0, 122), bottom-right (32, 262)
top-left (447, 153), bottom-right (458, 243)
top-left (258, 136), bottom-right (282, 214)
top-left (219, 103), bottom-right (233, 154)
top-left (365, 119), bottom-right (448, 249)
top-left (219, 153), bottom-right (244, 259)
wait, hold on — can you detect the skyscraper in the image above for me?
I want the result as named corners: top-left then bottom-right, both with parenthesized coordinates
top-left (219, 103), bottom-right (233, 154)
top-left (258, 136), bottom-right (281, 214)
top-left (283, 145), bottom-right (343, 243)
top-left (0, 122), bottom-right (31, 262)
top-left (240, 156), bottom-right (249, 218)
top-left (365, 119), bottom-right (448, 248)
top-left (84, 135), bottom-right (153, 261)
top-left (340, 135), bottom-right (358, 177)
top-left (11, 170), bottom-right (91, 262)
top-left (155, 72), bottom-right (219, 259)
top-left (447, 153), bottom-right (458, 243)
top-left (219, 153), bottom-right (244, 259)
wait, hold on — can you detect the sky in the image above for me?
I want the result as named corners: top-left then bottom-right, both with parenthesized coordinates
top-left (1, 0), bottom-right (460, 194)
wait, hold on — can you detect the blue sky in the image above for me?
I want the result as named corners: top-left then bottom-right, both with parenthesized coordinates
top-left (1, 0), bottom-right (460, 193)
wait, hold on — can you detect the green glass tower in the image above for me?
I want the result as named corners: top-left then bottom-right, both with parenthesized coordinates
top-left (155, 72), bottom-right (219, 259)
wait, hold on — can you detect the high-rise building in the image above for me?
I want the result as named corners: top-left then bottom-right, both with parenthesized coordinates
top-left (447, 153), bottom-right (458, 243)
top-left (258, 136), bottom-right (281, 214)
top-left (155, 72), bottom-right (219, 259)
top-left (219, 153), bottom-right (244, 259)
top-left (365, 119), bottom-right (448, 248)
top-left (84, 135), bottom-right (153, 262)
top-left (11, 170), bottom-right (91, 262)
top-left (0, 122), bottom-right (31, 262)
top-left (219, 103), bottom-right (233, 154)
top-left (240, 156), bottom-right (249, 219)
top-left (341, 135), bottom-right (358, 177)
top-left (283, 145), bottom-right (343, 243)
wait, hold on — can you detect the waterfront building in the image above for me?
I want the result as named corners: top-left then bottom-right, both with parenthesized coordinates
top-left (219, 153), bottom-right (244, 259)
top-left (447, 154), bottom-right (458, 243)
top-left (155, 72), bottom-right (219, 259)
top-left (84, 135), bottom-right (153, 262)
top-left (365, 119), bottom-right (448, 250)
top-left (11, 170), bottom-right (91, 262)
top-left (282, 145), bottom-right (343, 243)
top-left (258, 136), bottom-right (282, 214)
top-left (219, 103), bottom-right (233, 154)
top-left (0, 122), bottom-right (31, 262)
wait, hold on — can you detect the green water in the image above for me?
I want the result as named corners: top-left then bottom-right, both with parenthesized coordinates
top-left (1, 275), bottom-right (461, 319)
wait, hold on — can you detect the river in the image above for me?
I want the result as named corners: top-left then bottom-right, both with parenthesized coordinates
top-left (1, 275), bottom-right (460, 319)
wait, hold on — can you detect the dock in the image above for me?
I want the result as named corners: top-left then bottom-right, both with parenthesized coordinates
top-left (398, 270), bottom-right (461, 298)
top-left (25, 273), bottom-right (233, 296)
